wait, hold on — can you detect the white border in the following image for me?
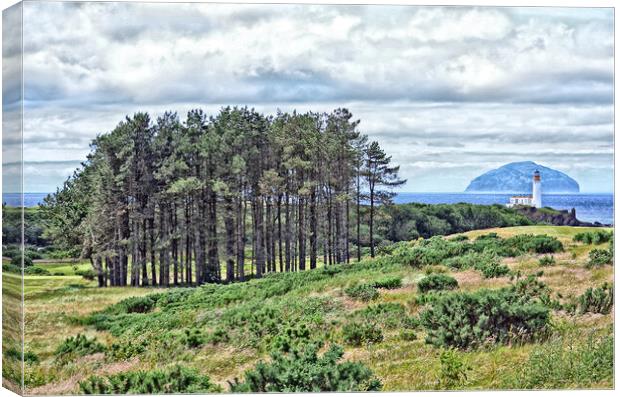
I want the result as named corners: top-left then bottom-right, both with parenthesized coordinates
top-left (0, 1), bottom-right (616, 397)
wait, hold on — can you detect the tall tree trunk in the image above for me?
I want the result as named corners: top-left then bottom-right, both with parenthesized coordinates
top-left (255, 197), bottom-right (265, 278)
top-left (369, 187), bottom-right (375, 258)
top-left (284, 191), bottom-right (291, 272)
top-left (277, 195), bottom-right (283, 273)
top-left (225, 196), bottom-right (235, 283)
top-left (298, 196), bottom-right (306, 271)
top-left (150, 216), bottom-right (157, 286)
top-left (309, 187), bottom-right (317, 269)
top-left (356, 170), bottom-right (361, 262)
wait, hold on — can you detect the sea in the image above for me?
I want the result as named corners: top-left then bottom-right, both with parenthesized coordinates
top-left (2, 192), bottom-right (615, 226)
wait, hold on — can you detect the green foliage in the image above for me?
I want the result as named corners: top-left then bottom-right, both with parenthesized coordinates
top-left (438, 348), bottom-right (470, 389)
top-left (420, 278), bottom-right (551, 349)
top-left (587, 248), bottom-right (613, 268)
top-left (183, 328), bottom-right (206, 349)
top-left (382, 202), bottom-right (532, 241)
top-left (400, 329), bottom-right (417, 341)
top-left (356, 302), bottom-right (407, 329)
top-left (228, 343), bottom-right (382, 392)
top-left (2, 263), bottom-right (21, 274)
top-left (342, 321), bottom-right (383, 346)
top-left (389, 233), bottom-right (561, 280)
top-left (417, 274), bottom-right (458, 293)
top-left (538, 255), bottom-right (556, 267)
top-left (75, 268), bottom-right (97, 281)
top-left (109, 295), bottom-right (158, 314)
top-left (24, 266), bottom-right (51, 276)
top-left (502, 234), bottom-right (564, 255)
top-left (573, 230), bottom-right (613, 245)
top-left (55, 334), bottom-right (105, 363)
top-left (577, 283), bottom-right (613, 315)
top-left (107, 339), bottom-right (148, 361)
top-left (5, 347), bottom-right (39, 364)
top-left (11, 254), bottom-right (33, 268)
top-left (344, 283), bottom-right (379, 301)
top-left (512, 329), bottom-right (613, 389)
top-left (371, 276), bottom-right (402, 289)
top-left (79, 365), bottom-right (220, 394)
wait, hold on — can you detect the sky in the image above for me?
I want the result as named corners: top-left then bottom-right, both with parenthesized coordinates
top-left (2, 2), bottom-right (614, 193)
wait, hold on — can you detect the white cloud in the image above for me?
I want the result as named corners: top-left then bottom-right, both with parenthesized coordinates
top-left (14, 3), bottom-right (614, 193)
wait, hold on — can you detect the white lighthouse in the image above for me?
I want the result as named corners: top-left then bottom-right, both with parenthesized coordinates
top-left (507, 170), bottom-right (542, 208)
top-left (532, 170), bottom-right (542, 208)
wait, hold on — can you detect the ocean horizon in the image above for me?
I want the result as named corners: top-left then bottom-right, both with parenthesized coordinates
top-left (3, 191), bottom-right (614, 225)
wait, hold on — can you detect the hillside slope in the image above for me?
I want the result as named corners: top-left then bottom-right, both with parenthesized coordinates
top-left (15, 226), bottom-right (614, 394)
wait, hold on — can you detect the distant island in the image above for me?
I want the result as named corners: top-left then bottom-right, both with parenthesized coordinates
top-left (465, 161), bottom-right (580, 193)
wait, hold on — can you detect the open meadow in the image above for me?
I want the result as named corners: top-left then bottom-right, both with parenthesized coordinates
top-left (4, 225), bottom-right (613, 394)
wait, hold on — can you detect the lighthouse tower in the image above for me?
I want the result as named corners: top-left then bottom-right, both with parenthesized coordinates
top-left (532, 170), bottom-right (542, 208)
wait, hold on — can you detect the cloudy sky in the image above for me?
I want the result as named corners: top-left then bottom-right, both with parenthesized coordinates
top-left (4, 2), bottom-right (614, 192)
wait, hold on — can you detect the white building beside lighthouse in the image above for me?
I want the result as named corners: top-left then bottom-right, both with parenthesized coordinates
top-left (507, 170), bottom-right (542, 208)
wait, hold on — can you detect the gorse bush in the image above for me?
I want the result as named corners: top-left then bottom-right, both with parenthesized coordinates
top-left (417, 274), bottom-right (458, 293)
top-left (228, 343), bottom-right (382, 392)
top-left (55, 334), bottom-right (105, 363)
top-left (475, 260), bottom-right (510, 278)
top-left (344, 284), bottom-right (379, 301)
top-left (420, 277), bottom-right (551, 349)
top-left (587, 248), bottom-right (613, 268)
top-left (24, 266), bottom-right (51, 276)
top-left (573, 230), bottom-right (613, 245)
top-left (75, 268), bottom-right (96, 281)
top-left (438, 348), bottom-right (470, 389)
top-left (539, 255), bottom-right (556, 267)
top-left (371, 276), bottom-right (402, 290)
top-left (79, 365), bottom-right (220, 394)
top-left (5, 347), bottom-right (39, 364)
top-left (390, 234), bottom-right (561, 281)
top-left (342, 321), bottom-right (383, 346)
top-left (577, 283), bottom-right (613, 315)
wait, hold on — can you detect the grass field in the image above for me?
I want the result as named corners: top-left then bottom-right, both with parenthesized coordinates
top-left (2, 225), bottom-right (614, 394)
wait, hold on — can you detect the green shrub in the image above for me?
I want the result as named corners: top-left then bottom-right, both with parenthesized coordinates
top-left (371, 276), bottom-right (402, 290)
top-left (511, 329), bottom-right (613, 389)
top-left (228, 343), bottom-right (382, 392)
top-left (271, 324), bottom-right (312, 353)
top-left (587, 248), bottom-right (613, 268)
top-left (357, 303), bottom-right (406, 329)
top-left (345, 284), bottom-right (379, 301)
top-left (112, 295), bottom-right (158, 314)
top-left (577, 283), bottom-right (613, 315)
top-left (573, 230), bottom-right (613, 245)
top-left (420, 282), bottom-right (550, 349)
top-left (10, 254), bottom-right (33, 267)
top-left (75, 268), bottom-right (97, 281)
top-left (477, 260), bottom-right (511, 278)
top-left (79, 365), bottom-right (220, 394)
top-left (2, 263), bottom-right (21, 273)
top-left (24, 266), bottom-right (51, 276)
top-left (539, 255), bottom-right (556, 267)
top-left (55, 334), bottom-right (105, 363)
top-left (107, 339), bottom-right (148, 361)
top-left (438, 348), bottom-right (470, 389)
top-left (502, 234), bottom-right (564, 255)
top-left (183, 328), bottom-right (206, 348)
top-left (400, 329), bottom-right (417, 341)
top-left (417, 274), bottom-right (458, 293)
top-left (5, 347), bottom-right (39, 364)
top-left (342, 322), bottom-right (383, 346)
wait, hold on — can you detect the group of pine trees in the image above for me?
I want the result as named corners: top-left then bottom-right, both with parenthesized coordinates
top-left (42, 107), bottom-right (405, 287)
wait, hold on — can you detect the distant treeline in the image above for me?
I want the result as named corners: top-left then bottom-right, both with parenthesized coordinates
top-left (378, 202), bottom-right (533, 244)
top-left (39, 107), bottom-right (405, 287)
